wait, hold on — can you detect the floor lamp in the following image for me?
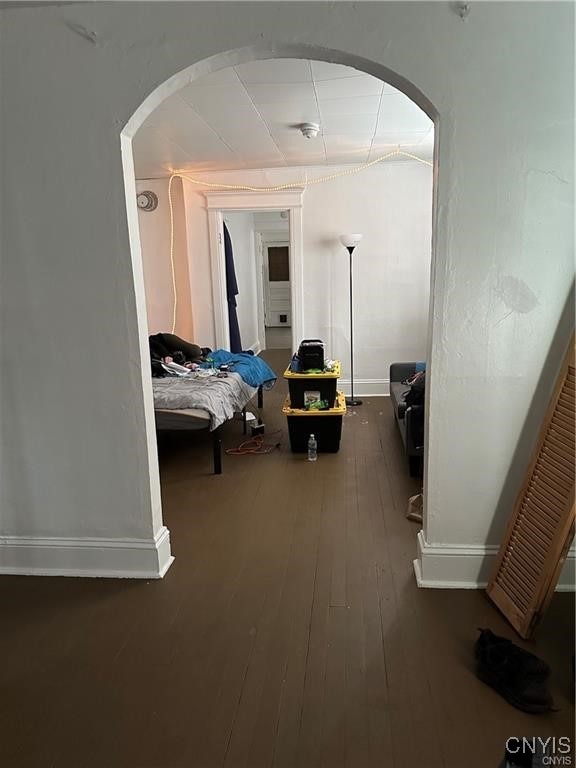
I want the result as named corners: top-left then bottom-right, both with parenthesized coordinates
top-left (339, 234), bottom-right (363, 407)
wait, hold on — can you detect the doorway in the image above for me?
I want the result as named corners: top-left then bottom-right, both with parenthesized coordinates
top-left (121, 43), bottom-right (437, 573)
top-left (205, 189), bottom-right (304, 355)
top-left (221, 210), bottom-right (293, 353)
top-left (256, 212), bottom-right (292, 350)
top-left (262, 239), bottom-right (291, 349)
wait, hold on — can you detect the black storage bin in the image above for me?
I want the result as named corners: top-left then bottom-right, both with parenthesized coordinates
top-left (282, 393), bottom-right (346, 453)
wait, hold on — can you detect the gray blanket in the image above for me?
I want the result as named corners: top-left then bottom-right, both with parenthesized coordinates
top-left (152, 371), bottom-right (257, 430)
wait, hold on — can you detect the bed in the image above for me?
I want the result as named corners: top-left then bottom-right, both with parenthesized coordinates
top-left (153, 355), bottom-right (271, 473)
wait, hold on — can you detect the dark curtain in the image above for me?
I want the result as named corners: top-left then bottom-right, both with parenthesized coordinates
top-left (223, 222), bottom-right (242, 353)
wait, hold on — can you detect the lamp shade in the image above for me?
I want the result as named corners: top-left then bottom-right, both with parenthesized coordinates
top-left (339, 234), bottom-right (363, 248)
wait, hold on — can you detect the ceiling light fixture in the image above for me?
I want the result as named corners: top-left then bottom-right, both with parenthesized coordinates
top-left (300, 122), bottom-right (320, 139)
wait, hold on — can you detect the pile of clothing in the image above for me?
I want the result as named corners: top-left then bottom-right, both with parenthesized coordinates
top-left (149, 333), bottom-right (211, 377)
top-left (148, 333), bottom-right (277, 390)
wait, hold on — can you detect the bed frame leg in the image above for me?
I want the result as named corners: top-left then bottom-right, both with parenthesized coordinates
top-left (212, 427), bottom-right (222, 475)
top-left (242, 408), bottom-right (247, 435)
top-left (258, 385), bottom-right (263, 410)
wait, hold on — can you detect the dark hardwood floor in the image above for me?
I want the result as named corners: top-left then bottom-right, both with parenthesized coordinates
top-left (1, 348), bottom-right (574, 767)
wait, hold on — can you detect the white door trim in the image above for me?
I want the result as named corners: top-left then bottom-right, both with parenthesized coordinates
top-left (207, 209), bottom-right (230, 350)
top-left (254, 232), bottom-right (266, 352)
top-left (205, 189), bottom-right (304, 353)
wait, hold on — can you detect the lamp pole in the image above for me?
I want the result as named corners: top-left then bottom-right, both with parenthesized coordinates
top-left (339, 234), bottom-right (363, 407)
top-left (347, 245), bottom-right (362, 406)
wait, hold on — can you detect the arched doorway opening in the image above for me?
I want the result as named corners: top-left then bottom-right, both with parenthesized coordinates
top-left (121, 43), bottom-right (439, 568)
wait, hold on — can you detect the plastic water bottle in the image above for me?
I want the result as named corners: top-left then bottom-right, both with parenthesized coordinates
top-left (307, 433), bottom-right (317, 462)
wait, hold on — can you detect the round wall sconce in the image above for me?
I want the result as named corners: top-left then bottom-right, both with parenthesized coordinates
top-left (136, 191), bottom-right (159, 211)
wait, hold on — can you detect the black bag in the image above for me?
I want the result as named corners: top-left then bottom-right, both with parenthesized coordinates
top-left (298, 339), bottom-right (324, 371)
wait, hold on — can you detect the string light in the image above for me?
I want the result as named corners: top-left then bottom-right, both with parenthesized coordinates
top-left (172, 148), bottom-right (432, 192)
top-left (166, 148), bottom-right (432, 332)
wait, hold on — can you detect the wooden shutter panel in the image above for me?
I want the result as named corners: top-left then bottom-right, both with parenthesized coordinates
top-left (486, 337), bottom-right (575, 639)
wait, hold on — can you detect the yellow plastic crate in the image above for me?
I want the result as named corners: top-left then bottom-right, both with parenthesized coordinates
top-left (283, 360), bottom-right (341, 379)
top-left (283, 360), bottom-right (341, 408)
top-left (282, 391), bottom-right (346, 415)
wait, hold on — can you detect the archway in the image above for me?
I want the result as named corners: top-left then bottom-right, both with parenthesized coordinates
top-left (121, 42), bottom-right (439, 562)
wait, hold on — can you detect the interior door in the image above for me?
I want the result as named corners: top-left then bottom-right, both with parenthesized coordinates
top-left (264, 242), bottom-right (291, 327)
top-left (486, 336), bottom-right (575, 638)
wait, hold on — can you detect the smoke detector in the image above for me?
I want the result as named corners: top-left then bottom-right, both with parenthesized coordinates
top-left (300, 122), bottom-right (320, 139)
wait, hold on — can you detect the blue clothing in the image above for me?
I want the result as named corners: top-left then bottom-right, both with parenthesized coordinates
top-left (202, 350), bottom-right (277, 390)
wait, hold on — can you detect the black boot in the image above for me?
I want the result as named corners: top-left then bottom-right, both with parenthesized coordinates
top-left (474, 628), bottom-right (554, 714)
top-left (476, 629), bottom-right (550, 678)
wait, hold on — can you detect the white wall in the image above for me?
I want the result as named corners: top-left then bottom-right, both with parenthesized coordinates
top-left (304, 163), bottom-right (431, 388)
top-left (179, 184), bottom-right (213, 355)
top-left (0, 2), bottom-right (573, 585)
top-left (136, 178), bottom-right (194, 338)
top-left (183, 162), bottom-right (433, 393)
top-left (223, 212), bottom-right (260, 352)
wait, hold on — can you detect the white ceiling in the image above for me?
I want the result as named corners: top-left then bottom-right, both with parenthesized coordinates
top-left (133, 59), bottom-right (434, 179)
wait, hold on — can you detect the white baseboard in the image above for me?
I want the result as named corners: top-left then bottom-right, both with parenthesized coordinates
top-left (0, 526), bottom-right (174, 579)
top-left (339, 378), bottom-right (390, 397)
top-left (414, 530), bottom-right (575, 591)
